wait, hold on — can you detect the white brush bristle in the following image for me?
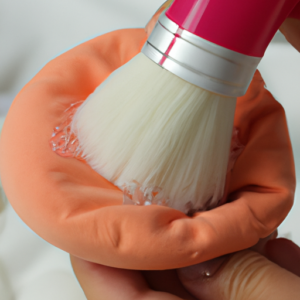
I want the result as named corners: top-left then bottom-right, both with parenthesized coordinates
top-left (72, 53), bottom-right (236, 213)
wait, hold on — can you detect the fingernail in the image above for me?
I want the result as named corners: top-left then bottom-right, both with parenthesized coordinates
top-left (178, 255), bottom-right (229, 281)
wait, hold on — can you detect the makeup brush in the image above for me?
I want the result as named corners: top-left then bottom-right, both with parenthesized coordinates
top-left (71, 0), bottom-right (299, 213)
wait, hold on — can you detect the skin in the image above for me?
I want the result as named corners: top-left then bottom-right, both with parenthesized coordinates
top-left (280, 18), bottom-right (300, 52)
top-left (177, 239), bottom-right (300, 300)
top-left (71, 237), bottom-right (300, 300)
top-left (70, 256), bottom-right (185, 300)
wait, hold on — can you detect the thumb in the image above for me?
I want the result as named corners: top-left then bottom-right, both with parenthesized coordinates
top-left (178, 250), bottom-right (300, 300)
top-left (280, 18), bottom-right (300, 52)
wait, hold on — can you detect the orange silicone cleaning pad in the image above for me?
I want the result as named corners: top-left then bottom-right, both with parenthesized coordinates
top-left (0, 28), bottom-right (295, 270)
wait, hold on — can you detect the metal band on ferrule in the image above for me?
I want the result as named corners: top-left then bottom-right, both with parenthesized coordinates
top-left (142, 12), bottom-right (262, 97)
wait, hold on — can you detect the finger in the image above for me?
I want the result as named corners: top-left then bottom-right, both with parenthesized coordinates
top-left (178, 250), bottom-right (300, 300)
top-left (250, 230), bottom-right (277, 256)
top-left (70, 256), bottom-right (184, 300)
top-left (71, 255), bottom-right (148, 300)
top-left (280, 18), bottom-right (300, 52)
top-left (266, 238), bottom-right (300, 277)
top-left (143, 270), bottom-right (197, 300)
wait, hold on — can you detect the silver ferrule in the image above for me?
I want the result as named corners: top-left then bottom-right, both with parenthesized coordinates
top-left (142, 12), bottom-right (262, 97)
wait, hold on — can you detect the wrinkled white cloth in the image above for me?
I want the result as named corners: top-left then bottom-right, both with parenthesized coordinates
top-left (0, 0), bottom-right (165, 117)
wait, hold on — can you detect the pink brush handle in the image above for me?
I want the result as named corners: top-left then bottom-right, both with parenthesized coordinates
top-left (166, 0), bottom-right (300, 57)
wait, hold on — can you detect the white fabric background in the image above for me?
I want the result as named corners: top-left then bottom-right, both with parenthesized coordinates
top-left (0, 0), bottom-right (299, 299)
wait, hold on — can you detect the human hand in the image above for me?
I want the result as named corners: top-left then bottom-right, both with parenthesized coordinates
top-left (70, 255), bottom-right (195, 300)
top-left (280, 18), bottom-right (300, 52)
top-left (178, 238), bottom-right (300, 300)
top-left (71, 237), bottom-right (300, 300)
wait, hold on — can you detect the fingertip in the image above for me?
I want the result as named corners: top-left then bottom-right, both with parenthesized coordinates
top-left (177, 255), bottom-right (231, 300)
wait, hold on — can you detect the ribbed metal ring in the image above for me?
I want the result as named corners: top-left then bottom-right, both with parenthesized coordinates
top-left (142, 12), bottom-right (261, 97)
